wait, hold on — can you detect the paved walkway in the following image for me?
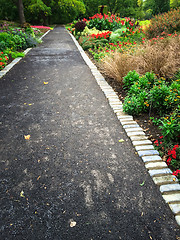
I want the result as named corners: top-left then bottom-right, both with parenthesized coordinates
top-left (0, 26), bottom-right (180, 239)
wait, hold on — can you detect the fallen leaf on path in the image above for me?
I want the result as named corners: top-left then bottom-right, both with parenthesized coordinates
top-left (37, 176), bottom-right (41, 181)
top-left (118, 139), bottom-right (124, 143)
top-left (44, 82), bottom-right (48, 85)
top-left (20, 190), bottom-right (25, 198)
top-left (70, 221), bottom-right (76, 228)
top-left (140, 181), bottom-right (145, 186)
top-left (28, 104), bottom-right (32, 106)
top-left (24, 135), bottom-right (30, 140)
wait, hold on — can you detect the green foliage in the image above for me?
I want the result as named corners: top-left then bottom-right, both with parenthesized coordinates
top-left (149, 81), bottom-right (179, 113)
top-left (153, 0), bottom-right (170, 15)
top-left (10, 51), bottom-right (25, 58)
top-left (123, 96), bottom-right (142, 115)
top-left (170, 0), bottom-right (180, 8)
top-left (146, 8), bottom-right (180, 38)
top-left (143, 0), bottom-right (170, 16)
top-left (123, 70), bottom-right (140, 90)
top-left (122, 70), bottom-right (180, 116)
top-left (110, 27), bottom-right (128, 42)
top-left (154, 107), bottom-right (180, 144)
top-left (0, 28), bottom-right (40, 52)
top-left (27, 0), bottom-right (51, 24)
top-left (0, 0), bottom-right (18, 21)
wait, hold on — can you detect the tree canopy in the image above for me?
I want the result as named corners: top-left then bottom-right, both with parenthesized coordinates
top-left (0, 0), bottom-right (176, 24)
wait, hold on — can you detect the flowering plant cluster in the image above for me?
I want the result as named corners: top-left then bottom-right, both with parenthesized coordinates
top-left (87, 13), bottom-right (136, 32)
top-left (0, 22), bottom-right (48, 71)
top-left (0, 52), bottom-right (8, 70)
top-left (90, 31), bottom-right (111, 40)
top-left (146, 8), bottom-right (180, 38)
top-left (154, 137), bottom-right (180, 181)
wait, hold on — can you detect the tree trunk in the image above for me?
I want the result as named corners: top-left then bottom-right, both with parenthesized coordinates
top-left (18, 0), bottom-right (26, 25)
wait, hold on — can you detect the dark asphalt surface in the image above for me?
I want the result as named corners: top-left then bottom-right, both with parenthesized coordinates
top-left (0, 26), bottom-right (180, 240)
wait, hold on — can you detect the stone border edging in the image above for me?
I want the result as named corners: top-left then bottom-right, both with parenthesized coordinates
top-left (68, 31), bottom-right (180, 227)
top-left (0, 29), bottom-right (51, 79)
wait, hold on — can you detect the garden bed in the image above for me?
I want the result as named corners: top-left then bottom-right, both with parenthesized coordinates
top-left (0, 21), bottom-right (52, 70)
top-left (67, 9), bottom-right (180, 181)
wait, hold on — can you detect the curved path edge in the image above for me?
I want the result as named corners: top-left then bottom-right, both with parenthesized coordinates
top-left (68, 31), bottom-right (180, 227)
top-left (0, 30), bottom-right (51, 79)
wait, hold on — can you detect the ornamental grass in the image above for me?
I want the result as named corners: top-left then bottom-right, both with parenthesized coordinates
top-left (102, 34), bottom-right (180, 84)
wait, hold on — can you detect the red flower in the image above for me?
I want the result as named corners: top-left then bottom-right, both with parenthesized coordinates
top-left (159, 136), bottom-right (163, 139)
top-left (173, 169), bottom-right (180, 176)
top-left (167, 157), bottom-right (171, 165)
top-left (154, 140), bottom-right (159, 146)
top-left (173, 145), bottom-right (179, 150)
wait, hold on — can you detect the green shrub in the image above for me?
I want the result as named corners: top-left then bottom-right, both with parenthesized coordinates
top-left (123, 96), bottom-right (142, 115)
top-left (149, 82), bottom-right (177, 113)
top-left (128, 83), bottom-right (142, 95)
top-left (159, 109), bottom-right (180, 143)
top-left (146, 8), bottom-right (180, 38)
top-left (0, 29), bottom-right (41, 52)
top-left (123, 70), bottom-right (140, 90)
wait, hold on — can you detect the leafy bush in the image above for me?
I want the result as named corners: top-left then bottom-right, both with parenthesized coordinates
top-left (123, 96), bottom-right (142, 115)
top-left (0, 29), bottom-right (41, 52)
top-left (122, 69), bottom-right (180, 116)
top-left (159, 114), bottom-right (180, 144)
top-left (75, 20), bottom-right (86, 32)
top-left (146, 8), bottom-right (180, 38)
top-left (149, 83), bottom-right (174, 113)
top-left (123, 70), bottom-right (140, 90)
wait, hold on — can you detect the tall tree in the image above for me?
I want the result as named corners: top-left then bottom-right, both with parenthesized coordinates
top-left (154, 0), bottom-right (170, 14)
top-left (18, 0), bottom-right (26, 24)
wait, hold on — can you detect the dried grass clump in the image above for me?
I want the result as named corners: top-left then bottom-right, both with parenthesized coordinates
top-left (101, 52), bottom-right (138, 85)
top-left (136, 36), bottom-right (180, 78)
top-left (102, 35), bottom-right (180, 84)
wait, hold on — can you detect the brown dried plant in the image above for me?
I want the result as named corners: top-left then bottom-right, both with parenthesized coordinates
top-left (101, 52), bottom-right (138, 86)
top-left (102, 35), bottom-right (180, 85)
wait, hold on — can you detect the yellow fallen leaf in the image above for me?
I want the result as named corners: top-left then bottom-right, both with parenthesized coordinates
top-left (118, 139), bottom-right (124, 143)
top-left (24, 135), bottom-right (30, 140)
top-left (24, 103), bottom-right (27, 105)
top-left (44, 82), bottom-right (49, 85)
top-left (20, 190), bottom-right (25, 198)
top-left (37, 176), bottom-right (41, 181)
top-left (28, 104), bottom-right (32, 106)
top-left (173, 177), bottom-right (176, 182)
top-left (70, 221), bottom-right (76, 228)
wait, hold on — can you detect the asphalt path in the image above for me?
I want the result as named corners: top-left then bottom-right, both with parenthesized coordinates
top-left (0, 26), bottom-right (180, 240)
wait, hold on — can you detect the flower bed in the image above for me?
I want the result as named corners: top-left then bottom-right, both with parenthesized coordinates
top-left (0, 21), bottom-right (52, 70)
top-left (67, 10), bottom-right (180, 182)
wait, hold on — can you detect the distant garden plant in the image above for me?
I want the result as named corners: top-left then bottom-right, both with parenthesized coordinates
top-left (146, 8), bottom-right (180, 38)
